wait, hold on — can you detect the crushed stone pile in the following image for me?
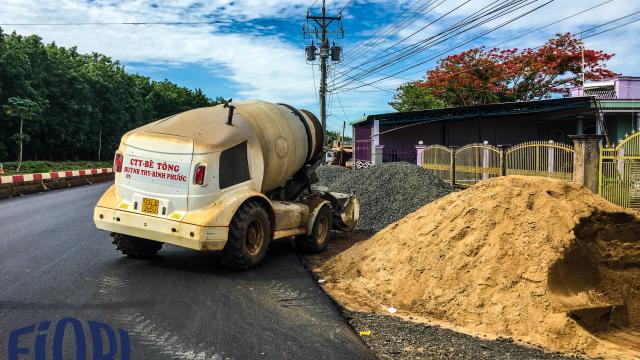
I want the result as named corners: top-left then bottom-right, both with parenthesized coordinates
top-left (315, 164), bottom-right (351, 188)
top-left (316, 162), bottom-right (453, 231)
top-left (317, 176), bottom-right (640, 359)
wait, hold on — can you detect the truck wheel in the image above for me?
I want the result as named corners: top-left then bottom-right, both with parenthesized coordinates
top-left (296, 205), bottom-right (332, 253)
top-left (112, 234), bottom-right (162, 259)
top-left (221, 201), bottom-right (271, 270)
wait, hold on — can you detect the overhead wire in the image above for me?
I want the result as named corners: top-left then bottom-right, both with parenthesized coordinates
top-left (339, 0), bottom-right (430, 63)
top-left (339, 0), bottom-right (554, 85)
top-left (0, 18), bottom-right (303, 26)
top-left (332, 0), bottom-right (555, 92)
top-left (312, 64), bottom-right (321, 113)
top-left (334, 0), bottom-right (471, 82)
top-left (334, 0), bottom-right (538, 85)
top-left (490, 0), bottom-right (613, 48)
top-left (331, 7), bottom-right (640, 95)
top-left (332, 0), bottom-right (549, 89)
top-left (339, 0), bottom-right (442, 66)
top-left (340, 0), bottom-right (615, 90)
top-left (338, 0), bottom-right (356, 14)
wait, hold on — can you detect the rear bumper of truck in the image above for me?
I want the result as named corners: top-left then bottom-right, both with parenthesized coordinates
top-left (94, 206), bottom-right (228, 251)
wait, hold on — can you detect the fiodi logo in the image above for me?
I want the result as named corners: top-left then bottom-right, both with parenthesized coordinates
top-left (8, 317), bottom-right (130, 360)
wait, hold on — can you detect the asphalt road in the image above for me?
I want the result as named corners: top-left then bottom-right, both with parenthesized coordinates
top-left (0, 183), bottom-right (373, 360)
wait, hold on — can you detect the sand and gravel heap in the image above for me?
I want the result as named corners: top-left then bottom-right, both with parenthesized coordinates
top-left (315, 164), bottom-right (351, 187)
top-left (316, 162), bottom-right (453, 231)
top-left (318, 176), bottom-right (640, 359)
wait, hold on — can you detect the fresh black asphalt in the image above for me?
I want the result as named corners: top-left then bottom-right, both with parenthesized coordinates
top-left (0, 183), bottom-right (373, 359)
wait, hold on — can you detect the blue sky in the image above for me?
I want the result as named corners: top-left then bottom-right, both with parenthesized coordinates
top-left (2, 0), bottom-right (640, 131)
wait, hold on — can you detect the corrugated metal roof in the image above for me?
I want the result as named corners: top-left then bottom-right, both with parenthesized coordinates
top-left (360, 97), bottom-right (597, 126)
top-left (598, 100), bottom-right (640, 109)
top-left (350, 116), bottom-right (369, 125)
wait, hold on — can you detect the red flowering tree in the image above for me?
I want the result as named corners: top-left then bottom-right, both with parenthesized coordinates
top-left (390, 33), bottom-right (617, 110)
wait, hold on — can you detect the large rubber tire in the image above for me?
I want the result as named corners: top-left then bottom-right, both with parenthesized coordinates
top-left (112, 233), bottom-right (162, 259)
top-left (296, 205), bottom-right (332, 253)
top-left (221, 201), bottom-right (271, 270)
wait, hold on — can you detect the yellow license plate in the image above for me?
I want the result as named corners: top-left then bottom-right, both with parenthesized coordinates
top-left (141, 198), bottom-right (160, 215)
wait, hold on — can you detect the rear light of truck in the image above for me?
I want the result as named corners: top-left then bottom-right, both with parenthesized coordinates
top-left (194, 164), bottom-right (207, 185)
top-left (114, 152), bottom-right (123, 172)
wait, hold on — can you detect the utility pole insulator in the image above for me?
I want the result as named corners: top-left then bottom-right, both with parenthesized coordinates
top-left (305, 43), bottom-right (317, 61)
top-left (330, 45), bottom-right (342, 62)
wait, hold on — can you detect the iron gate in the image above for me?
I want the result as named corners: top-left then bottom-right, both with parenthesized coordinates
top-left (454, 143), bottom-right (501, 186)
top-left (421, 145), bottom-right (452, 183)
top-left (600, 131), bottom-right (640, 208)
top-left (506, 141), bottom-right (574, 181)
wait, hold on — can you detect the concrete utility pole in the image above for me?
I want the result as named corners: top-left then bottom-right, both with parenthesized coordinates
top-left (305, 0), bottom-right (343, 131)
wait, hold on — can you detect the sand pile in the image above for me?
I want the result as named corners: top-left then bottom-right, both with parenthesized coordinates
top-left (316, 162), bottom-right (453, 231)
top-left (318, 176), bottom-right (640, 359)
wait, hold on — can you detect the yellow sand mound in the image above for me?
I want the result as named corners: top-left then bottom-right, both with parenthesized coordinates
top-left (318, 176), bottom-right (640, 359)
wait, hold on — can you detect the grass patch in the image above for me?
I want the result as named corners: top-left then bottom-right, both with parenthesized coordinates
top-left (0, 161), bottom-right (112, 175)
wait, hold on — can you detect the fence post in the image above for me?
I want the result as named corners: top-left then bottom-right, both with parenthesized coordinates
top-left (415, 141), bottom-right (426, 166)
top-left (548, 140), bottom-right (555, 177)
top-left (450, 146), bottom-right (457, 187)
top-left (373, 145), bottom-right (385, 165)
top-left (570, 134), bottom-right (604, 193)
top-left (498, 145), bottom-right (509, 176)
top-left (482, 140), bottom-right (489, 180)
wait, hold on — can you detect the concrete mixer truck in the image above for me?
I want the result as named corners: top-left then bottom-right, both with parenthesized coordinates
top-left (93, 100), bottom-right (359, 269)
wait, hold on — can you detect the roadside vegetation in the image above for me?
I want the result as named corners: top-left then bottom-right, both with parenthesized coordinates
top-left (0, 28), bottom-right (224, 165)
top-left (0, 161), bottom-right (112, 175)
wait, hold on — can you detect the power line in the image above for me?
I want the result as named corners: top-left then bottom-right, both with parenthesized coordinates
top-left (0, 18), bottom-right (299, 26)
top-left (334, 0), bottom-right (539, 85)
top-left (338, 0), bottom-right (356, 14)
top-left (308, 0), bottom-right (320, 11)
top-left (312, 64), bottom-right (320, 113)
top-left (339, 0), bottom-right (445, 68)
top-left (334, 0), bottom-right (470, 83)
top-left (491, 0), bottom-right (613, 48)
top-left (339, 0), bottom-right (441, 66)
top-left (333, 8), bottom-right (640, 95)
top-left (336, 93), bottom-right (350, 120)
top-left (581, 13), bottom-right (640, 40)
top-left (383, 0), bottom-right (615, 82)
top-left (333, 0), bottom-right (551, 90)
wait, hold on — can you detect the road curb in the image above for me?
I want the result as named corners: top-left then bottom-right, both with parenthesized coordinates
top-left (0, 168), bottom-right (114, 199)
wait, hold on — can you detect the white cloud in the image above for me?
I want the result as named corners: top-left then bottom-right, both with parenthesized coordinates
top-left (1, 0), bottom-right (639, 130)
top-left (1, 0), bottom-right (319, 106)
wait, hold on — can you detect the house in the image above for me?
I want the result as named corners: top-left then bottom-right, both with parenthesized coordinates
top-left (352, 97), bottom-right (599, 168)
top-left (569, 76), bottom-right (640, 141)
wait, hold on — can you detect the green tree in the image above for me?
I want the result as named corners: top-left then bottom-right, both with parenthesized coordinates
top-left (0, 28), bottom-right (223, 162)
top-left (4, 97), bottom-right (41, 171)
top-left (389, 83), bottom-right (447, 112)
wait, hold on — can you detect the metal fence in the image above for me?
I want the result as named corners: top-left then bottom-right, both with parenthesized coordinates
top-left (384, 148), bottom-right (416, 163)
top-left (421, 145), bottom-right (452, 183)
top-left (599, 131), bottom-right (640, 208)
top-left (506, 141), bottom-right (574, 181)
top-left (421, 140), bottom-right (575, 187)
top-left (455, 143), bottom-right (502, 186)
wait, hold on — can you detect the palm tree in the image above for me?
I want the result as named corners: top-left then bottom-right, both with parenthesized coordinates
top-left (4, 97), bottom-right (41, 172)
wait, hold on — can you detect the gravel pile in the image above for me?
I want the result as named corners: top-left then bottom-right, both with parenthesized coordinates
top-left (315, 164), bottom-right (351, 187)
top-left (343, 311), bottom-right (583, 360)
top-left (317, 162), bottom-right (453, 231)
